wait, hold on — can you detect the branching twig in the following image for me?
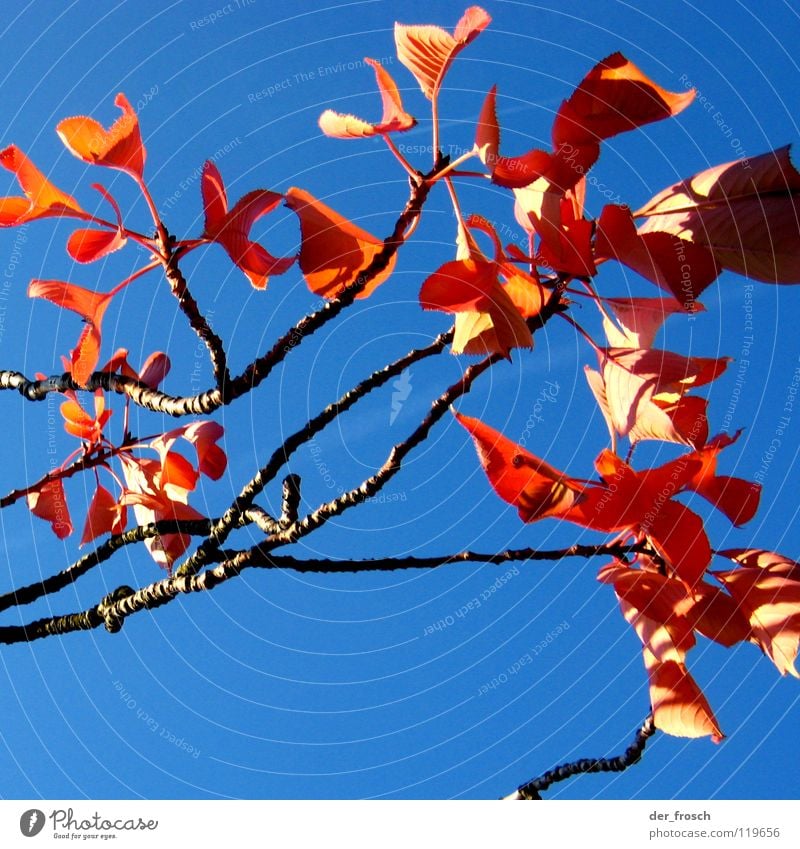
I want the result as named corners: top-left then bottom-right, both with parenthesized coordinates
top-left (261, 352), bottom-right (503, 550)
top-left (259, 291), bottom-right (567, 552)
top-left (0, 446), bottom-right (116, 509)
top-left (0, 169), bottom-right (437, 417)
top-left (175, 326), bottom-right (454, 576)
top-left (0, 509), bottom-right (274, 612)
top-left (0, 544), bottom-right (655, 643)
top-left (503, 714), bottom-right (657, 800)
top-left (161, 236), bottom-right (231, 391)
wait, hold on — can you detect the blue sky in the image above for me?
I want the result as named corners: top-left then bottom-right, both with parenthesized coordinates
top-left (0, 0), bottom-right (799, 800)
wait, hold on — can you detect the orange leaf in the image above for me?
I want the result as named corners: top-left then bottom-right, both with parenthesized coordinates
top-left (67, 227), bottom-right (127, 263)
top-left (285, 186), bottom-right (395, 299)
top-left (395, 6), bottom-right (490, 101)
top-left (422, 219), bottom-right (537, 357)
top-left (644, 650), bottom-right (723, 742)
top-left (637, 146), bottom-right (800, 283)
top-left (714, 566), bottom-right (800, 677)
top-left (161, 451), bottom-right (199, 503)
top-left (0, 145), bottom-right (84, 226)
top-left (27, 479), bottom-right (73, 539)
top-left (57, 93), bottom-right (146, 179)
top-left (121, 456), bottom-right (205, 571)
top-left (28, 279), bottom-right (114, 386)
top-left (61, 390), bottom-right (111, 445)
top-left (319, 58), bottom-right (416, 139)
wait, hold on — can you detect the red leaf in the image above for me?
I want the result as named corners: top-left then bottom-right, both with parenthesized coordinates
top-left (67, 227), bottom-right (127, 263)
top-left (454, 411), bottom-right (584, 521)
top-left (553, 52), bottom-right (695, 147)
top-left (103, 349), bottom-right (170, 388)
top-left (285, 186), bottom-right (395, 299)
top-left (535, 196), bottom-right (596, 277)
top-left (596, 204), bottom-right (719, 307)
top-left (395, 6), bottom-right (490, 101)
top-left (320, 58), bottom-right (416, 139)
top-left (601, 296), bottom-right (699, 350)
top-left (599, 562), bottom-right (696, 662)
top-left (201, 161), bottom-right (293, 289)
top-left (684, 435), bottom-right (761, 526)
top-left (57, 93), bottom-right (146, 179)
top-left (420, 258), bottom-right (497, 312)
top-left (81, 484), bottom-right (127, 545)
top-left (599, 346), bottom-right (728, 437)
top-left (179, 421), bottom-right (227, 481)
top-left (718, 548), bottom-right (800, 582)
top-left (151, 420), bottom-right (227, 485)
top-left (628, 394), bottom-right (710, 449)
top-left (27, 479), bottom-right (73, 539)
top-left (474, 86), bottom-right (551, 188)
top-left (637, 146), bottom-right (800, 284)
top-left (138, 352), bottom-right (171, 389)
top-left (646, 500), bottom-right (712, 587)
top-left (688, 582), bottom-right (751, 648)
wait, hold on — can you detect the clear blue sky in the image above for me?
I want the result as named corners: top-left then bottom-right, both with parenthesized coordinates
top-left (0, 0), bottom-right (798, 800)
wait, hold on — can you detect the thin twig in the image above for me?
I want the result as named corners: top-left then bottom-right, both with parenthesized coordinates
top-left (503, 714), bottom-right (657, 800)
top-left (261, 352), bottom-right (503, 550)
top-left (0, 446), bottom-right (116, 510)
top-left (160, 234), bottom-right (231, 391)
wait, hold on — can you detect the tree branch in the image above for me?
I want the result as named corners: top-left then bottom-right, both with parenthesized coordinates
top-left (503, 714), bottom-right (657, 800)
top-left (0, 543), bottom-right (654, 644)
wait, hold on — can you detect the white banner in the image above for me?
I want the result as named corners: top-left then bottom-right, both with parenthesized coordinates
top-left (1, 800), bottom-right (797, 848)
